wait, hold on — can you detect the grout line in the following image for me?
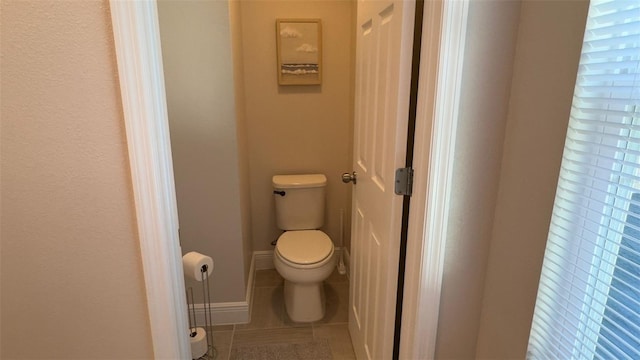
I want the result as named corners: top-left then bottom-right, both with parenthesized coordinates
top-left (226, 324), bottom-right (235, 360)
top-left (240, 267), bottom-right (351, 355)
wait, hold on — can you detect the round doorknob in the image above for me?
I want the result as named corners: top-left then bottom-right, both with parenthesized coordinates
top-left (342, 172), bottom-right (357, 184)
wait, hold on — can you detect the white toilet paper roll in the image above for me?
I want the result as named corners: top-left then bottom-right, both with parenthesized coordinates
top-left (182, 252), bottom-right (214, 281)
top-left (189, 327), bottom-right (208, 359)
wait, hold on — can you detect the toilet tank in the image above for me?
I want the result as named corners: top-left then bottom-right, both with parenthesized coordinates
top-left (273, 174), bottom-right (326, 230)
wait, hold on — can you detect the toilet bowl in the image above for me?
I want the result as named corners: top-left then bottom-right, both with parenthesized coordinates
top-left (271, 174), bottom-right (335, 322)
top-left (273, 230), bottom-right (335, 322)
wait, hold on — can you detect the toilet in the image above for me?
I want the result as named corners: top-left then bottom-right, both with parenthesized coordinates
top-left (272, 174), bottom-right (335, 322)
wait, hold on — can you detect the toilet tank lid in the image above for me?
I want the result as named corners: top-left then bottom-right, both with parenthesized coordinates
top-left (272, 174), bottom-right (327, 189)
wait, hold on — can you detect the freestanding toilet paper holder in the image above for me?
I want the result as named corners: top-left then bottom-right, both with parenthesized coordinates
top-left (186, 264), bottom-right (216, 359)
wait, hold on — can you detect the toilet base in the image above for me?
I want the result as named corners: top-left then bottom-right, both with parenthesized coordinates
top-left (283, 280), bottom-right (326, 322)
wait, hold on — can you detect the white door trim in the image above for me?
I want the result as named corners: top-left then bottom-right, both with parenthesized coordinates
top-left (400, 0), bottom-right (469, 359)
top-left (109, 1), bottom-right (190, 358)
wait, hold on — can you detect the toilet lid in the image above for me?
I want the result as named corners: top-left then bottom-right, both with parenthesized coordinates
top-left (276, 230), bottom-right (333, 265)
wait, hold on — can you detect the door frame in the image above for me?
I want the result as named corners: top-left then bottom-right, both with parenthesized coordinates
top-left (108, 0), bottom-right (468, 358)
top-left (109, 1), bottom-right (191, 358)
top-left (399, 0), bottom-right (469, 358)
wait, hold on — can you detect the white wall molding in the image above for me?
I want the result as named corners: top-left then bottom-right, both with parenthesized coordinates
top-left (399, 0), bottom-right (470, 358)
top-left (254, 250), bottom-right (275, 270)
top-left (109, 1), bottom-right (190, 358)
top-left (188, 302), bottom-right (250, 326)
top-left (188, 253), bottom-right (256, 325)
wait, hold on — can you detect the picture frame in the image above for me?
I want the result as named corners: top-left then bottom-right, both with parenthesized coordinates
top-left (276, 19), bottom-right (322, 86)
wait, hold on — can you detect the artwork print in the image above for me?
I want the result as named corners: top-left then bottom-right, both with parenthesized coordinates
top-left (276, 19), bottom-right (322, 85)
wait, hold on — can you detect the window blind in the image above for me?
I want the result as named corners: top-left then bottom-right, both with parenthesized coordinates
top-left (528, 0), bottom-right (640, 359)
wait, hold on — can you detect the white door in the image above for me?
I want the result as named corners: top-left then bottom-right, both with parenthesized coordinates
top-left (348, 0), bottom-right (416, 359)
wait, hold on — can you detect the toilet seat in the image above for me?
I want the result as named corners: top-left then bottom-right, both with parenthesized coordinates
top-left (276, 230), bottom-right (333, 266)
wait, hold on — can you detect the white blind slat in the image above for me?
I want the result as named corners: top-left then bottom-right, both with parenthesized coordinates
top-left (584, 33), bottom-right (640, 48)
top-left (528, 0), bottom-right (640, 358)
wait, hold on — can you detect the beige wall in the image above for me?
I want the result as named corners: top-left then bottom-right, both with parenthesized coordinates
top-left (157, 0), bottom-right (251, 302)
top-left (435, 1), bottom-right (591, 358)
top-left (475, 1), bottom-right (589, 358)
top-left (0, 1), bottom-right (153, 358)
top-left (157, 0), bottom-right (354, 303)
top-left (434, 1), bottom-right (522, 358)
top-left (240, 0), bottom-right (354, 252)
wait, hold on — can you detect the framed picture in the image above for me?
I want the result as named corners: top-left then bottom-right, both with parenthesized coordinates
top-left (276, 19), bottom-right (322, 86)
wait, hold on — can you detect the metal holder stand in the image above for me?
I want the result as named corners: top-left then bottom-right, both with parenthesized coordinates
top-left (186, 264), bottom-right (217, 360)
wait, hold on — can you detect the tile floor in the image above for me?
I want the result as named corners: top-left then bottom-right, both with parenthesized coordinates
top-left (209, 268), bottom-right (356, 360)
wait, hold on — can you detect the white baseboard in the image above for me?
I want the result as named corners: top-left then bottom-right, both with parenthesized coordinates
top-left (188, 252), bottom-right (255, 326)
top-left (188, 301), bottom-right (249, 326)
top-left (254, 250), bottom-right (275, 270)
